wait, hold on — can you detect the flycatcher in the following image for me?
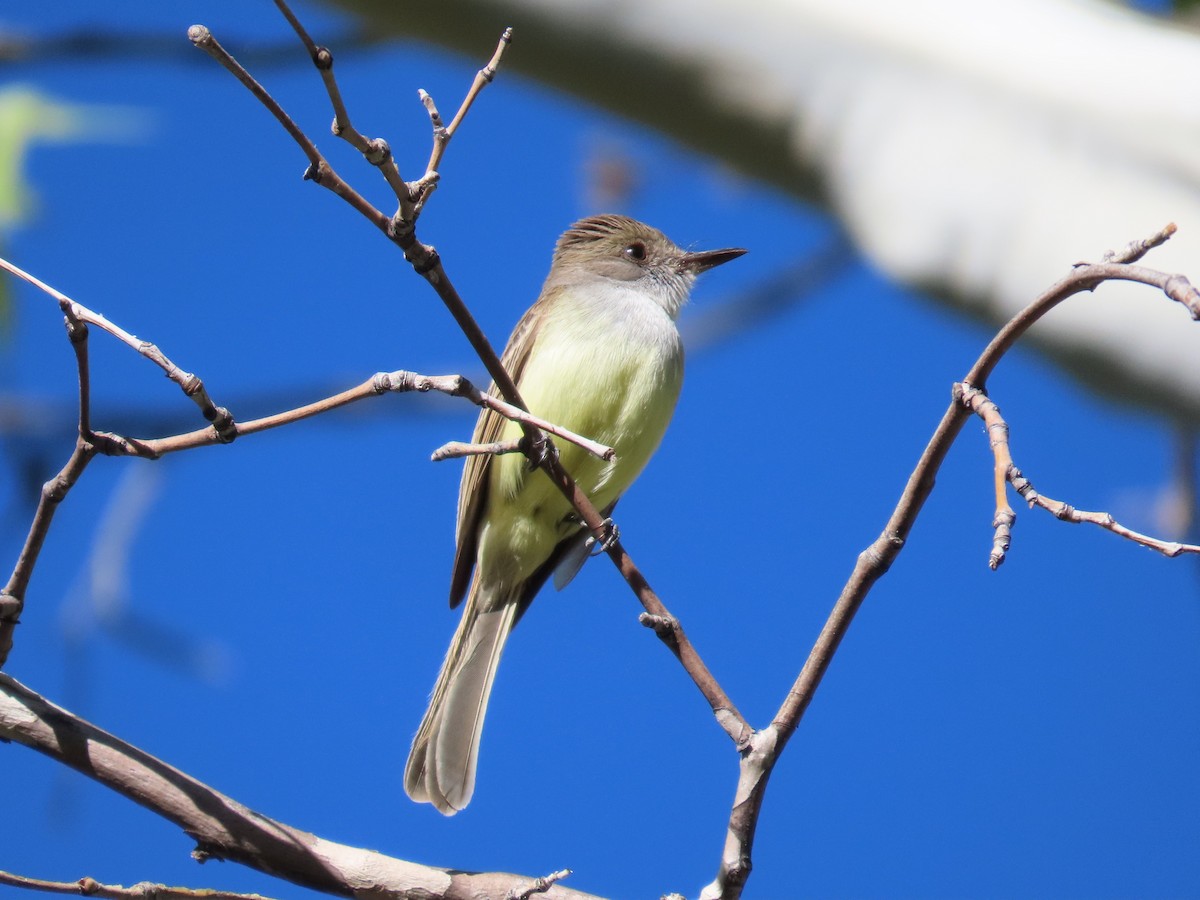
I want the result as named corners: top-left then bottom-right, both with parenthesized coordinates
top-left (404, 214), bottom-right (745, 814)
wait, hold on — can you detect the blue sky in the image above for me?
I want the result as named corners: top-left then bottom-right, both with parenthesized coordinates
top-left (3, 2), bottom-right (1199, 898)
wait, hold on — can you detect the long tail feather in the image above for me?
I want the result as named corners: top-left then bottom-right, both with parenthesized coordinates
top-left (404, 579), bottom-right (517, 815)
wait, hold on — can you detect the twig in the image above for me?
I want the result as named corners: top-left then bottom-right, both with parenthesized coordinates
top-left (270, 0), bottom-right (412, 212)
top-left (187, 20), bottom-right (518, 406)
top-left (957, 382), bottom-right (1200, 565)
top-left (122, 371), bottom-right (613, 462)
top-left (187, 24), bottom-right (388, 232)
top-left (954, 384), bottom-right (1018, 569)
top-left (0, 870), bottom-right (276, 900)
top-left (432, 438), bottom-right (523, 462)
top-left (421, 28), bottom-right (513, 181)
top-left (0, 266), bottom-right (111, 665)
top-left (1016, 473), bottom-right (1200, 556)
top-left (0, 255), bottom-right (618, 463)
top-left (507, 869), bottom-right (572, 900)
top-left (0, 257), bottom-right (236, 441)
top-left (0, 442), bottom-right (92, 667)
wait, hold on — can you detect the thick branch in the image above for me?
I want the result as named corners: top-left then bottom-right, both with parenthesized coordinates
top-left (0, 674), bottom-right (601, 900)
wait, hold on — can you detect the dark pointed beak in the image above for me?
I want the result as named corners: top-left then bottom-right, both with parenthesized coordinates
top-left (681, 246), bottom-right (748, 273)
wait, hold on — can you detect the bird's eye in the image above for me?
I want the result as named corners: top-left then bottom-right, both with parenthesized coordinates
top-left (624, 241), bottom-right (647, 261)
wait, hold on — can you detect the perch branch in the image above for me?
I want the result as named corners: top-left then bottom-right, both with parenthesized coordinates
top-left (192, 16), bottom-right (751, 743)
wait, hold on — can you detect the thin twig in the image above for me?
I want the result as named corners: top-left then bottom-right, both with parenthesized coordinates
top-left (422, 27), bottom-right (513, 180)
top-left (0, 441), bottom-right (94, 667)
top-left (0, 870), bottom-right (277, 900)
top-left (954, 384), bottom-right (1018, 568)
top-left (0, 256), bottom-right (236, 441)
top-left (507, 869), bottom-right (573, 900)
top-left (432, 438), bottom-right (524, 462)
top-left (270, 0), bottom-right (412, 211)
top-left (1015, 471), bottom-right (1200, 555)
top-left (187, 24), bottom-right (388, 231)
top-left (0, 256), bottom-right (615, 462)
top-left (0, 294), bottom-right (103, 666)
top-left (119, 371), bottom-right (612, 461)
top-left (957, 382), bottom-right (1200, 560)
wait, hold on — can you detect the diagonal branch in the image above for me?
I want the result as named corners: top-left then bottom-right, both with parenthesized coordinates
top-left (423, 27), bottom-right (513, 181)
top-left (0, 673), bottom-right (602, 900)
top-left (189, 15), bottom-right (751, 743)
top-left (0, 256), bottom-right (236, 441)
top-left (699, 223), bottom-right (1200, 900)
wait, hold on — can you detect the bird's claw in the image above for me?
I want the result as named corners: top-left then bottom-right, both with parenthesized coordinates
top-left (585, 518), bottom-right (619, 556)
top-left (520, 433), bottom-right (558, 471)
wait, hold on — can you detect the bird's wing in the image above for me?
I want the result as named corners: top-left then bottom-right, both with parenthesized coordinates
top-left (447, 292), bottom-right (552, 608)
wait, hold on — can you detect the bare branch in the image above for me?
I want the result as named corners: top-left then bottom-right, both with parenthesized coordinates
top-left (1101, 221), bottom-right (1177, 264)
top-left (697, 224), bottom-right (1200, 900)
top-left (0, 256), bottom-right (236, 441)
top-left (0, 674), bottom-right (602, 900)
top-left (0, 253), bottom-right (617, 464)
top-left (0, 441), bottom-right (93, 668)
top-left (422, 27), bottom-right (513, 180)
top-left (0, 870), bottom-right (276, 900)
top-left (432, 438), bottom-right (524, 462)
top-left (107, 370), bottom-right (613, 462)
top-left (953, 384), bottom-right (1018, 569)
top-left (957, 382), bottom-right (1200, 562)
top-left (1016, 478), bottom-right (1200, 556)
top-left (186, 24), bottom-right (389, 232)
top-left (269, 0), bottom-right (412, 211)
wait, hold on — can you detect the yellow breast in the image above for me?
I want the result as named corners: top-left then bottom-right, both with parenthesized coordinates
top-left (478, 286), bottom-right (684, 589)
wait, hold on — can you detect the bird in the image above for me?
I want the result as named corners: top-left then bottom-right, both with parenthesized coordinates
top-left (404, 213), bottom-right (746, 814)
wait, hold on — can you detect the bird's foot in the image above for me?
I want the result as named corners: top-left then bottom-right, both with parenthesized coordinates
top-left (520, 433), bottom-right (558, 471)
top-left (585, 518), bottom-right (620, 556)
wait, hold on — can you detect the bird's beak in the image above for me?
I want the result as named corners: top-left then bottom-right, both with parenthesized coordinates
top-left (681, 246), bottom-right (748, 273)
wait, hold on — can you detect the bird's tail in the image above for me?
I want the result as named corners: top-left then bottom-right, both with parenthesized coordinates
top-left (404, 579), bottom-right (517, 815)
